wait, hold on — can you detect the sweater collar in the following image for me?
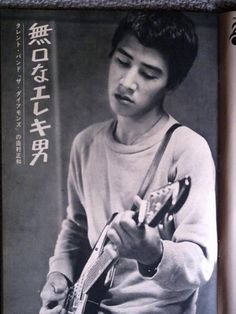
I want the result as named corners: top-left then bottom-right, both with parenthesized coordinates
top-left (105, 114), bottom-right (178, 154)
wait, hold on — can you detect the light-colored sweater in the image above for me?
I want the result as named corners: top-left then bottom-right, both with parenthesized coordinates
top-left (49, 115), bottom-right (217, 314)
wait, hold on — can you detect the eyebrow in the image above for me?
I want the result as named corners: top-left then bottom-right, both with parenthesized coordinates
top-left (117, 47), bottom-right (163, 74)
top-left (117, 48), bottom-right (133, 59)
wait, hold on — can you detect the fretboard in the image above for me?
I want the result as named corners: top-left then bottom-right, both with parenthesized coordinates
top-left (77, 244), bottom-right (118, 294)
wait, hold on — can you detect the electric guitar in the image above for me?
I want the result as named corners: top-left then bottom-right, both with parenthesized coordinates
top-left (63, 176), bottom-right (191, 314)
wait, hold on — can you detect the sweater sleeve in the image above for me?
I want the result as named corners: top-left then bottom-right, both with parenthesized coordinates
top-left (48, 136), bottom-right (91, 283)
top-left (151, 130), bottom-right (217, 290)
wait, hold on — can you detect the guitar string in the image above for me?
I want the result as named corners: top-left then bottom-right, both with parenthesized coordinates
top-left (68, 178), bottom-right (190, 312)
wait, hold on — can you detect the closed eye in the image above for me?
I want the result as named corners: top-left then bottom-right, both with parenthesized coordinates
top-left (116, 57), bottom-right (130, 67)
top-left (140, 71), bottom-right (158, 80)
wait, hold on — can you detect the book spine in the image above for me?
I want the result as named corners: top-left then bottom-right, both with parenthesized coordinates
top-left (218, 11), bottom-right (236, 314)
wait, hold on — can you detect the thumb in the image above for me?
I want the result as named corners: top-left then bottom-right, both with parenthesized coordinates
top-left (133, 195), bottom-right (143, 208)
top-left (50, 275), bottom-right (67, 293)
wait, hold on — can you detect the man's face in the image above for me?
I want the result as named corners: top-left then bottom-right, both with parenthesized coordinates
top-left (108, 34), bottom-right (169, 119)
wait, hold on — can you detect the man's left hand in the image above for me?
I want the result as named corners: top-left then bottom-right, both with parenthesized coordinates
top-left (107, 208), bottom-right (163, 266)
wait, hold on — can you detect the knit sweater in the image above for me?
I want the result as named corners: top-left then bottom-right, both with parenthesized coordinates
top-left (49, 115), bottom-right (217, 314)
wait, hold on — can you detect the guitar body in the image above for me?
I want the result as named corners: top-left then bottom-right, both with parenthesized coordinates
top-left (64, 218), bottom-right (118, 314)
top-left (64, 177), bottom-right (191, 314)
top-left (67, 293), bottom-right (97, 314)
top-left (80, 273), bottom-right (108, 314)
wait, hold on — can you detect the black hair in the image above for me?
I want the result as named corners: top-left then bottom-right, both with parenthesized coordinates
top-left (111, 11), bottom-right (198, 89)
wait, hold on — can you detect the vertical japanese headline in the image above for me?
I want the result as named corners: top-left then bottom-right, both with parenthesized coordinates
top-left (28, 23), bottom-right (53, 166)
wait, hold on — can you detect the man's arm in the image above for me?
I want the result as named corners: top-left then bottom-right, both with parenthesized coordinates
top-left (107, 131), bottom-right (217, 290)
top-left (40, 137), bottom-right (90, 313)
top-left (153, 134), bottom-right (217, 290)
top-left (49, 135), bottom-right (91, 283)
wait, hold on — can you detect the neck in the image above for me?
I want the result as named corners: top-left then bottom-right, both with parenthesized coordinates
top-left (115, 108), bottom-right (167, 145)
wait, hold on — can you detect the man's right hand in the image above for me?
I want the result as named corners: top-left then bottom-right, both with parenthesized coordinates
top-left (39, 272), bottom-right (68, 314)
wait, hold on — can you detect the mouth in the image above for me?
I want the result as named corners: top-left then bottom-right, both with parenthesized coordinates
top-left (114, 93), bottom-right (134, 104)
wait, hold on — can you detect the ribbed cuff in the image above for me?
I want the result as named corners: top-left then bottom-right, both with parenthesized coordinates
top-left (137, 240), bottom-right (163, 278)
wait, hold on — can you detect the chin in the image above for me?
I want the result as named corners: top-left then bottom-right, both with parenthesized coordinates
top-left (111, 103), bottom-right (133, 116)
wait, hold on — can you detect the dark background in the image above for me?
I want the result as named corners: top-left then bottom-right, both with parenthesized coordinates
top-left (1, 10), bottom-right (218, 314)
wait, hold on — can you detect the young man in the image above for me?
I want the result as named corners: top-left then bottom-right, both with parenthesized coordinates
top-left (40, 12), bottom-right (217, 314)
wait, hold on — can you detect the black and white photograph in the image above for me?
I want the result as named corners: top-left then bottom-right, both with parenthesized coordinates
top-left (1, 9), bottom-right (219, 314)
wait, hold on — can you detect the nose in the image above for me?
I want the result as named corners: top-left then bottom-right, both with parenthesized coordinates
top-left (120, 68), bottom-right (138, 92)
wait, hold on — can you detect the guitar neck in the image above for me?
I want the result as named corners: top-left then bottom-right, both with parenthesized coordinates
top-left (77, 243), bottom-right (118, 294)
top-left (79, 177), bottom-right (191, 294)
top-left (65, 177), bottom-right (191, 314)
top-left (79, 197), bottom-right (170, 294)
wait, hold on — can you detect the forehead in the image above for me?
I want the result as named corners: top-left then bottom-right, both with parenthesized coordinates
top-left (115, 34), bottom-right (168, 70)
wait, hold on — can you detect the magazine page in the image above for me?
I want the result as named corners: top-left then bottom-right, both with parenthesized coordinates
top-left (218, 11), bottom-right (236, 314)
top-left (1, 9), bottom-right (218, 314)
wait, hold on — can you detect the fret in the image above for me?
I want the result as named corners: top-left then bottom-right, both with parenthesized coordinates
top-left (83, 245), bottom-right (118, 293)
top-left (64, 177), bottom-right (191, 314)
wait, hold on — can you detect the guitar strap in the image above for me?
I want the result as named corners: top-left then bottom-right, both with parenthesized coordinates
top-left (130, 122), bottom-right (182, 211)
top-left (104, 123), bottom-right (182, 290)
top-left (105, 123), bottom-right (182, 288)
